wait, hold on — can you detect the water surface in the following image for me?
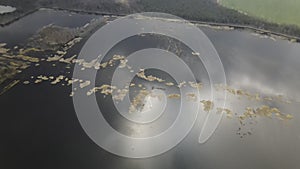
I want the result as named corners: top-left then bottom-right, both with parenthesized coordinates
top-left (0, 9), bottom-right (300, 169)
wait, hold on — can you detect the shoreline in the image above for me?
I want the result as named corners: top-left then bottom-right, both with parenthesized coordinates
top-left (1, 7), bottom-right (299, 43)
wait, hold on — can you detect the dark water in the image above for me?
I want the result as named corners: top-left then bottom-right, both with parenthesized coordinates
top-left (0, 8), bottom-right (98, 46)
top-left (0, 10), bottom-right (300, 169)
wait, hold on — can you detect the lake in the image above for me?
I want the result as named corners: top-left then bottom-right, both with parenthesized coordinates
top-left (0, 9), bottom-right (299, 169)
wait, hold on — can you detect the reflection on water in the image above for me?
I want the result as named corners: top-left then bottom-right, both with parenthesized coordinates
top-left (0, 9), bottom-right (300, 169)
top-left (0, 5), bottom-right (16, 14)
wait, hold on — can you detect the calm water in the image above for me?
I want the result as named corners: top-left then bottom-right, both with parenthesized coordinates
top-left (0, 8), bottom-right (98, 46)
top-left (0, 9), bottom-right (300, 169)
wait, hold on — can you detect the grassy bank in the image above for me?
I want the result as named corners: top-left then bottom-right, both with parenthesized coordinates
top-left (219, 0), bottom-right (300, 27)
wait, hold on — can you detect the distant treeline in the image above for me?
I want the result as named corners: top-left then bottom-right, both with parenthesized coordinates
top-left (1, 0), bottom-right (300, 37)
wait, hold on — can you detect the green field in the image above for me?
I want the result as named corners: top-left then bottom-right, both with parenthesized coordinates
top-left (219, 0), bottom-right (300, 27)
